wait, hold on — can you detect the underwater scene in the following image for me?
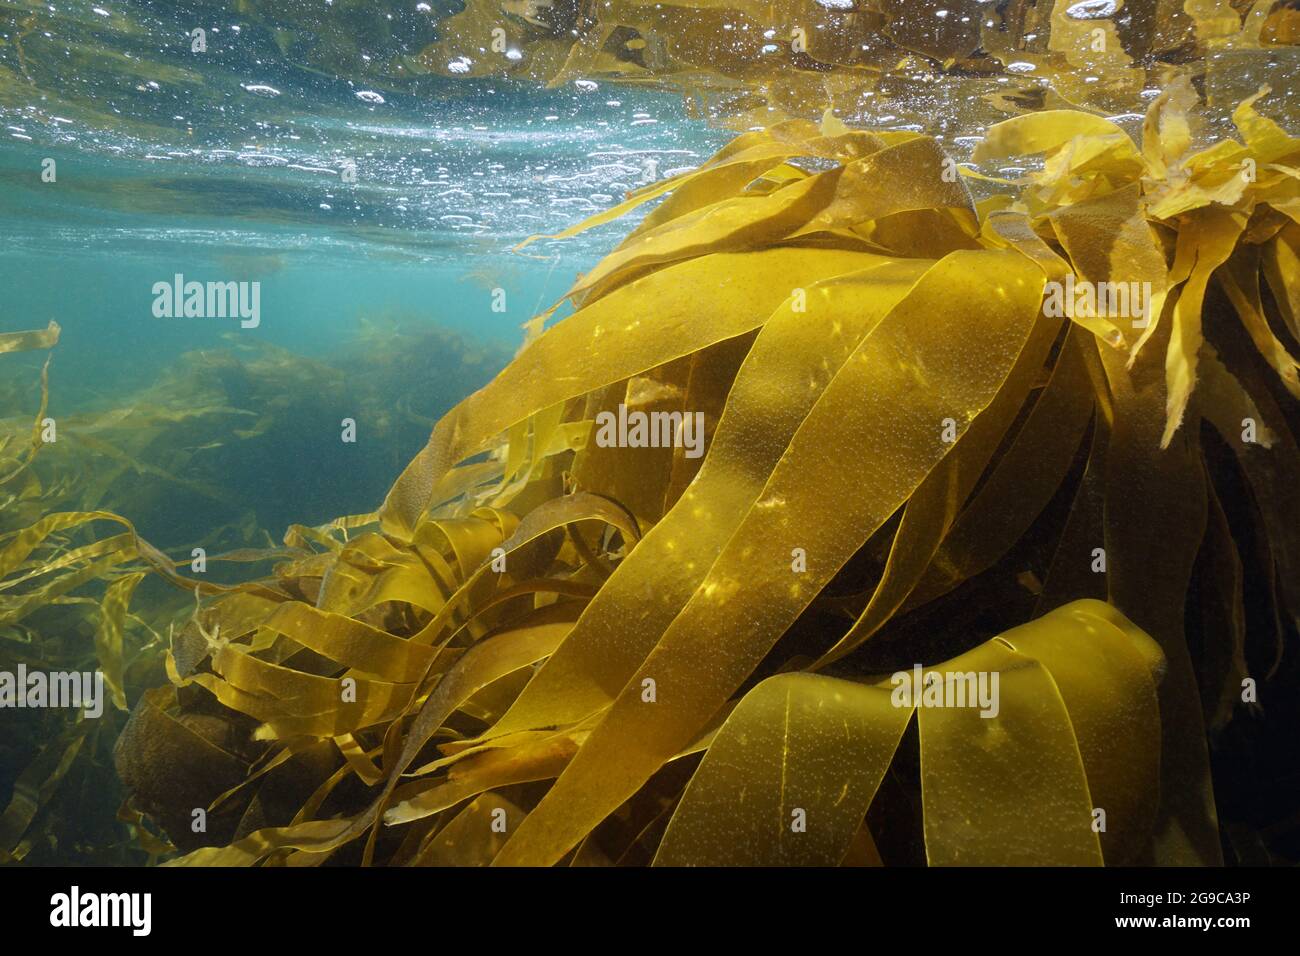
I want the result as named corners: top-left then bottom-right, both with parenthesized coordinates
top-left (1, 0), bottom-right (1298, 872)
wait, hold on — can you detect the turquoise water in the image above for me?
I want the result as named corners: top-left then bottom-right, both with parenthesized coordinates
top-left (1, 85), bottom-right (721, 369)
top-left (1, 7), bottom-right (726, 539)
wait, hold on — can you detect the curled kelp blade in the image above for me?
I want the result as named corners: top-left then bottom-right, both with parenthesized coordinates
top-left (917, 636), bottom-right (1103, 865)
top-left (652, 673), bottom-right (910, 867)
top-left (492, 249), bottom-right (1048, 866)
top-left (996, 600), bottom-right (1164, 863)
top-left (159, 493), bottom-right (640, 865)
top-left (651, 600), bottom-right (1160, 866)
top-left (480, 259), bottom-right (929, 741)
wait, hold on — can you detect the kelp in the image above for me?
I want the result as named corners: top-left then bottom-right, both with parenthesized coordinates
top-left (0, 325), bottom-right (173, 863)
top-left (4, 0), bottom-right (1298, 861)
top-left (654, 600), bottom-right (1163, 866)
top-left (31, 81), bottom-right (1283, 867)
top-left (0, 321), bottom-right (59, 356)
top-left (0, 319), bottom-right (508, 863)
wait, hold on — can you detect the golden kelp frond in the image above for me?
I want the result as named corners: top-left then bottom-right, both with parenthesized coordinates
top-left (145, 495), bottom-right (636, 863)
top-left (654, 600), bottom-right (1162, 866)
top-left (45, 88), bottom-right (1286, 865)
top-left (971, 80), bottom-right (1300, 443)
